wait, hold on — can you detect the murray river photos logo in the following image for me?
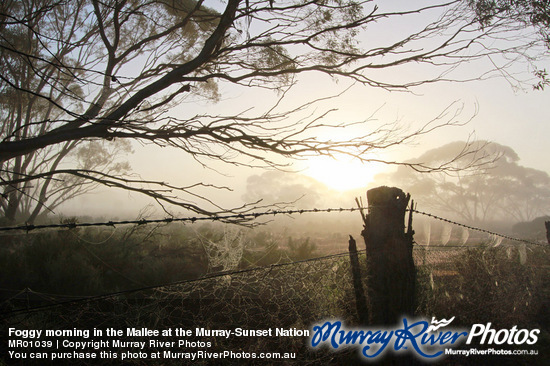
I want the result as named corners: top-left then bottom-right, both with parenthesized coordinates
top-left (310, 317), bottom-right (540, 361)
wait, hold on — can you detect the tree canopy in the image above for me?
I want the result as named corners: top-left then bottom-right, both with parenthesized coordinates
top-left (376, 141), bottom-right (550, 223)
top-left (469, 0), bottom-right (549, 45)
top-left (468, 0), bottom-right (550, 88)
top-left (0, 0), bottom-right (547, 224)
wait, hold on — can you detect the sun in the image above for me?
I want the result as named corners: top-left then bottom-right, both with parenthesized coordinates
top-left (302, 155), bottom-right (380, 192)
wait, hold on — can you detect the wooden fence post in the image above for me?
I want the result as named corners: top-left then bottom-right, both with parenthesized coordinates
top-left (545, 221), bottom-right (550, 245)
top-left (360, 186), bottom-right (416, 325)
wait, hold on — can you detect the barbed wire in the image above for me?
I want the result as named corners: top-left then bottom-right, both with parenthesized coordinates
top-left (411, 209), bottom-right (545, 246)
top-left (2, 207), bottom-right (547, 319)
top-left (0, 207), bottom-right (363, 233)
top-left (1, 204), bottom-right (547, 246)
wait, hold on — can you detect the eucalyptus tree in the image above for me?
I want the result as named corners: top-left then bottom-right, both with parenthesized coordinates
top-left (0, 0), bottom-right (546, 223)
top-left (376, 141), bottom-right (550, 223)
top-left (468, 0), bottom-right (550, 89)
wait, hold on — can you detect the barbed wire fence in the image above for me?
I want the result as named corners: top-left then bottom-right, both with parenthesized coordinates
top-left (0, 208), bottom-right (364, 233)
top-left (0, 205), bottom-right (547, 245)
top-left (1, 204), bottom-right (548, 308)
top-left (1, 203), bottom-right (549, 364)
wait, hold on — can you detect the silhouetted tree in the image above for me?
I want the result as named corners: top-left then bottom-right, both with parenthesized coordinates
top-left (376, 141), bottom-right (550, 222)
top-left (468, 0), bottom-right (550, 89)
top-left (1, 0), bottom-right (546, 223)
top-left (469, 0), bottom-right (549, 44)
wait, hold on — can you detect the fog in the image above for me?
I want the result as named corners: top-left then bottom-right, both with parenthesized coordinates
top-left (3, 4), bottom-right (550, 365)
top-left (5, 0), bottom-right (548, 233)
top-left (58, 72), bottom-right (550, 233)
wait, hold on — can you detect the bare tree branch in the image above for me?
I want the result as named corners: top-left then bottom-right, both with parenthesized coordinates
top-left (0, 0), bottom-right (546, 223)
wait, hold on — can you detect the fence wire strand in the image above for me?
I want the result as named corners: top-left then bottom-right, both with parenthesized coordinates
top-left (0, 207), bottom-right (363, 233)
top-left (412, 209), bottom-right (544, 246)
top-left (1, 203), bottom-right (547, 318)
top-left (0, 204), bottom-right (546, 247)
top-left (2, 203), bottom-right (549, 365)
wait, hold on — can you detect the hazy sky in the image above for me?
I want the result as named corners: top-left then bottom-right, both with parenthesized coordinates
top-left (61, 71), bottom-right (550, 219)
top-left (59, 1), bottom-right (550, 219)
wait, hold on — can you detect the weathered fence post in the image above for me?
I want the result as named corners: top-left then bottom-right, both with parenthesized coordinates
top-left (360, 186), bottom-right (416, 325)
top-left (545, 221), bottom-right (550, 245)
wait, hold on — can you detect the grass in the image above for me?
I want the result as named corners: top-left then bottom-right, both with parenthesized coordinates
top-left (1, 225), bottom-right (549, 365)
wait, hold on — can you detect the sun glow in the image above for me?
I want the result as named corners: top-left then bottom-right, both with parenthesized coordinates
top-left (302, 155), bottom-right (381, 192)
